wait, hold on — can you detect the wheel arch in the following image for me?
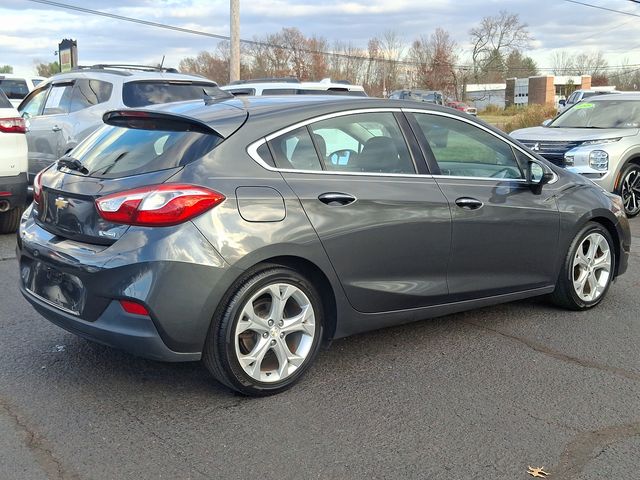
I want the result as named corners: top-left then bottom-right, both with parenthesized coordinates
top-left (254, 255), bottom-right (338, 342)
top-left (614, 155), bottom-right (640, 191)
top-left (586, 216), bottom-right (622, 278)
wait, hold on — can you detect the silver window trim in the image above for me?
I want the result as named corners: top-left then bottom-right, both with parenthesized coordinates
top-left (246, 107), bottom-right (557, 184)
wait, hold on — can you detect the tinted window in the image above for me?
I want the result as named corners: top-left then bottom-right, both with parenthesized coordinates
top-left (414, 113), bottom-right (523, 179)
top-left (43, 84), bottom-right (73, 115)
top-left (69, 80), bottom-right (113, 112)
top-left (68, 125), bottom-right (221, 179)
top-left (298, 89), bottom-right (365, 96)
top-left (268, 126), bottom-right (323, 171)
top-left (309, 112), bottom-right (415, 174)
top-left (122, 81), bottom-right (218, 107)
top-left (262, 88), bottom-right (298, 95)
top-left (227, 88), bottom-right (255, 96)
top-left (0, 90), bottom-right (11, 108)
top-left (19, 87), bottom-right (48, 117)
top-left (0, 78), bottom-right (29, 100)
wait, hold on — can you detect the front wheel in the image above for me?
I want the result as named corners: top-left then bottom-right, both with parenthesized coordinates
top-left (617, 163), bottom-right (640, 217)
top-left (203, 266), bottom-right (323, 396)
top-left (550, 222), bottom-right (615, 310)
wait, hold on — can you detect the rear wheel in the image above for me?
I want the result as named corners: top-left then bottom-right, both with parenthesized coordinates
top-left (0, 207), bottom-right (24, 234)
top-left (617, 163), bottom-right (640, 217)
top-left (550, 222), bottom-right (615, 310)
top-left (203, 266), bottom-right (323, 396)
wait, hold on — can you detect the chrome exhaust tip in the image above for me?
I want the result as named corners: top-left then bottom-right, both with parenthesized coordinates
top-left (0, 200), bottom-right (10, 212)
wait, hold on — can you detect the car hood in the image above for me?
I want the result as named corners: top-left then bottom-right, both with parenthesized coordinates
top-left (510, 126), bottom-right (639, 141)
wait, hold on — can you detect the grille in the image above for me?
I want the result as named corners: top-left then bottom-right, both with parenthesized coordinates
top-left (519, 140), bottom-right (583, 167)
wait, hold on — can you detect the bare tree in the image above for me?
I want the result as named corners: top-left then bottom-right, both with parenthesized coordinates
top-left (469, 10), bottom-right (531, 82)
top-left (573, 50), bottom-right (608, 77)
top-left (550, 50), bottom-right (574, 75)
top-left (406, 28), bottom-right (458, 94)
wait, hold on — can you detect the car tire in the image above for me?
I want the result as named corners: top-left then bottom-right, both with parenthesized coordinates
top-left (616, 163), bottom-right (640, 217)
top-left (0, 207), bottom-right (24, 234)
top-left (203, 265), bottom-right (324, 396)
top-left (550, 222), bottom-right (615, 310)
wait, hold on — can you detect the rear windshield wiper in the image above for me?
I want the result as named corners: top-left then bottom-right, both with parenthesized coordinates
top-left (58, 157), bottom-right (89, 175)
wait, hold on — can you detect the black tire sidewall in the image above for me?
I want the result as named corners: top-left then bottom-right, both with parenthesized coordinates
top-left (617, 163), bottom-right (640, 217)
top-left (563, 223), bottom-right (615, 309)
top-left (215, 267), bottom-right (323, 395)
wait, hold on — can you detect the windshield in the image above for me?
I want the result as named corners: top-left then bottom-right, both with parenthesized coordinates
top-left (550, 100), bottom-right (640, 129)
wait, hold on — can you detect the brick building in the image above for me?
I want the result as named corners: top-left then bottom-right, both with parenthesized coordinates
top-left (505, 75), bottom-right (592, 107)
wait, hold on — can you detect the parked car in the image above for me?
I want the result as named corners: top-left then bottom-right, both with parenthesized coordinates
top-left (0, 89), bottom-right (28, 233)
top-left (18, 95), bottom-right (629, 395)
top-left (18, 64), bottom-right (219, 183)
top-left (511, 92), bottom-right (640, 217)
top-left (558, 89), bottom-right (619, 113)
top-left (0, 74), bottom-right (46, 108)
top-left (446, 101), bottom-right (477, 116)
top-left (221, 78), bottom-right (367, 97)
top-left (389, 89), bottom-right (444, 105)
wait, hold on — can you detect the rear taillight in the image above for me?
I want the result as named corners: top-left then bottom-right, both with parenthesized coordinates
top-left (33, 170), bottom-right (44, 206)
top-left (0, 117), bottom-right (26, 134)
top-left (95, 184), bottom-right (225, 227)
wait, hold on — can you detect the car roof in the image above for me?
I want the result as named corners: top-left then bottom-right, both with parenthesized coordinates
top-left (221, 81), bottom-right (365, 91)
top-left (587, 92), bottom-right (640, 101)
top-left (38, 70), bottom-right (217, 86)
top-left (131, 95), bottom-right (471, 138)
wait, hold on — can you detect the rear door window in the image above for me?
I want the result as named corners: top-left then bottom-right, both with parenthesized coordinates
top-left (19, 87), bottom-right (49, 117)
top-left (68, 125), bottom-right (221, 179)
top-left (43, 84), bottom-right (73, 115)
top-left (69, 79), bottom-right (113, 112)
top-left (122, 81), bottom-right (218, 107)
top-left (0, 78), bottom-right (29, 100)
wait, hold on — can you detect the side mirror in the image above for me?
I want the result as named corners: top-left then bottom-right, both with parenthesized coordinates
top-left (558, 99), bottom-right (566, 107)
top-left (541, 119), bottom-right (552, 127)
top-left (527, 161), bottom-right (554, 194)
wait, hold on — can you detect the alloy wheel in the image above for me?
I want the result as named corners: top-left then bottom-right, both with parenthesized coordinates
top-left (571, 232), bottom-right (612, 303)
top-left (234, 283), bottom-right (316, 383)
top-left (620, 166), bottom-right (640, 216)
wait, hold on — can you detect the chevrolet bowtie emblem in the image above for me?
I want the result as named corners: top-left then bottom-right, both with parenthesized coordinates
top-left (55, 197), bottom-right (69, 210)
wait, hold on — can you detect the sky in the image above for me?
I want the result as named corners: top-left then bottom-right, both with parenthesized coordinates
top-left (2, 0), bottom-right (640, 79)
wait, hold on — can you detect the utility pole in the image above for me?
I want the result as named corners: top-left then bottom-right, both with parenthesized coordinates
top-left (229, 0), bottom-right (240, 83)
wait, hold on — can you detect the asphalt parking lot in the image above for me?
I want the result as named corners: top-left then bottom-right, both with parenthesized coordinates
top-left (1, 219), bottom-right (639, 480)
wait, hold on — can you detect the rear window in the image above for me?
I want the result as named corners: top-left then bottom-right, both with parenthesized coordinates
top-left (0, 90), bottom-right (11, 108)
top-left (67, 125), bottom-right (221, 178)
top-left (0, 78), bottom-right (29, 100)
top-left (122, 81), bottom-right (218, 107)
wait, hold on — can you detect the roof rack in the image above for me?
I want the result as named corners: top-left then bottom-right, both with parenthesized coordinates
top-left (74, 64), bottom-right (180, 73)
top-left (229, 77), bottom-right (300, 85)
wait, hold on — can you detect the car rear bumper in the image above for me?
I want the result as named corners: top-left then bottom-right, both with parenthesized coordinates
top-left (17, 214), bottom-right (236, 361)
top-left (0, 172), bottom-right (28, 210)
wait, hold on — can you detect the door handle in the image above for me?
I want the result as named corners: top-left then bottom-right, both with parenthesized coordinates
top-left (455, 197), bottom-right (483, 210)
top-left (318, 192), bottom-right (356, 206)
top-left (51, 125), bottom-right (62, 132)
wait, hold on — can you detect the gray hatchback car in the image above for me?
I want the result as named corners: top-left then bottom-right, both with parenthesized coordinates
top-left (17, 65), bottom-right (218, 183)
top-left (18, 95), bottom-right (630, 395)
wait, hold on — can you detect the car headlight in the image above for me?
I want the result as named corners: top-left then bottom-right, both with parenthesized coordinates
top-left (589, 150), bottom-right (609, 171)
top-left (581, 137), bottom-right (621, 146)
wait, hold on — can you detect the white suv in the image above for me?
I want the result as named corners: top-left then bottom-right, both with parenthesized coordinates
top-left (0, 89), bottom-right (28, 233)
top-left (0, 73), bottom-right (46, 108)
top-left (221, 78), bottom-right (367, 97)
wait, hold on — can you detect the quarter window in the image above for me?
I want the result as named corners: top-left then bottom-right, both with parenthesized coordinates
top-left (268, 126), bottom-right (323, 171)
top-left (413, 113), bottom-right (523, 179)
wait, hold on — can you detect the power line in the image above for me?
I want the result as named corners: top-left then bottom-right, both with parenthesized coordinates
top-left (563, 0), bottom-right (640, 18)
top-left (21, 0), bottom-right (640, 74)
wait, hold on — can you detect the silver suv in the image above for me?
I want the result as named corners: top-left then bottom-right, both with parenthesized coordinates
top-left (18, 65), bottom-right (218, 182)
top-left (511, 93), bottom-right (640, 216)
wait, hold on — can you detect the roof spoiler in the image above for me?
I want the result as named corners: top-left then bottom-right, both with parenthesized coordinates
top-left (102, 110), bottom-right (224, 137)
